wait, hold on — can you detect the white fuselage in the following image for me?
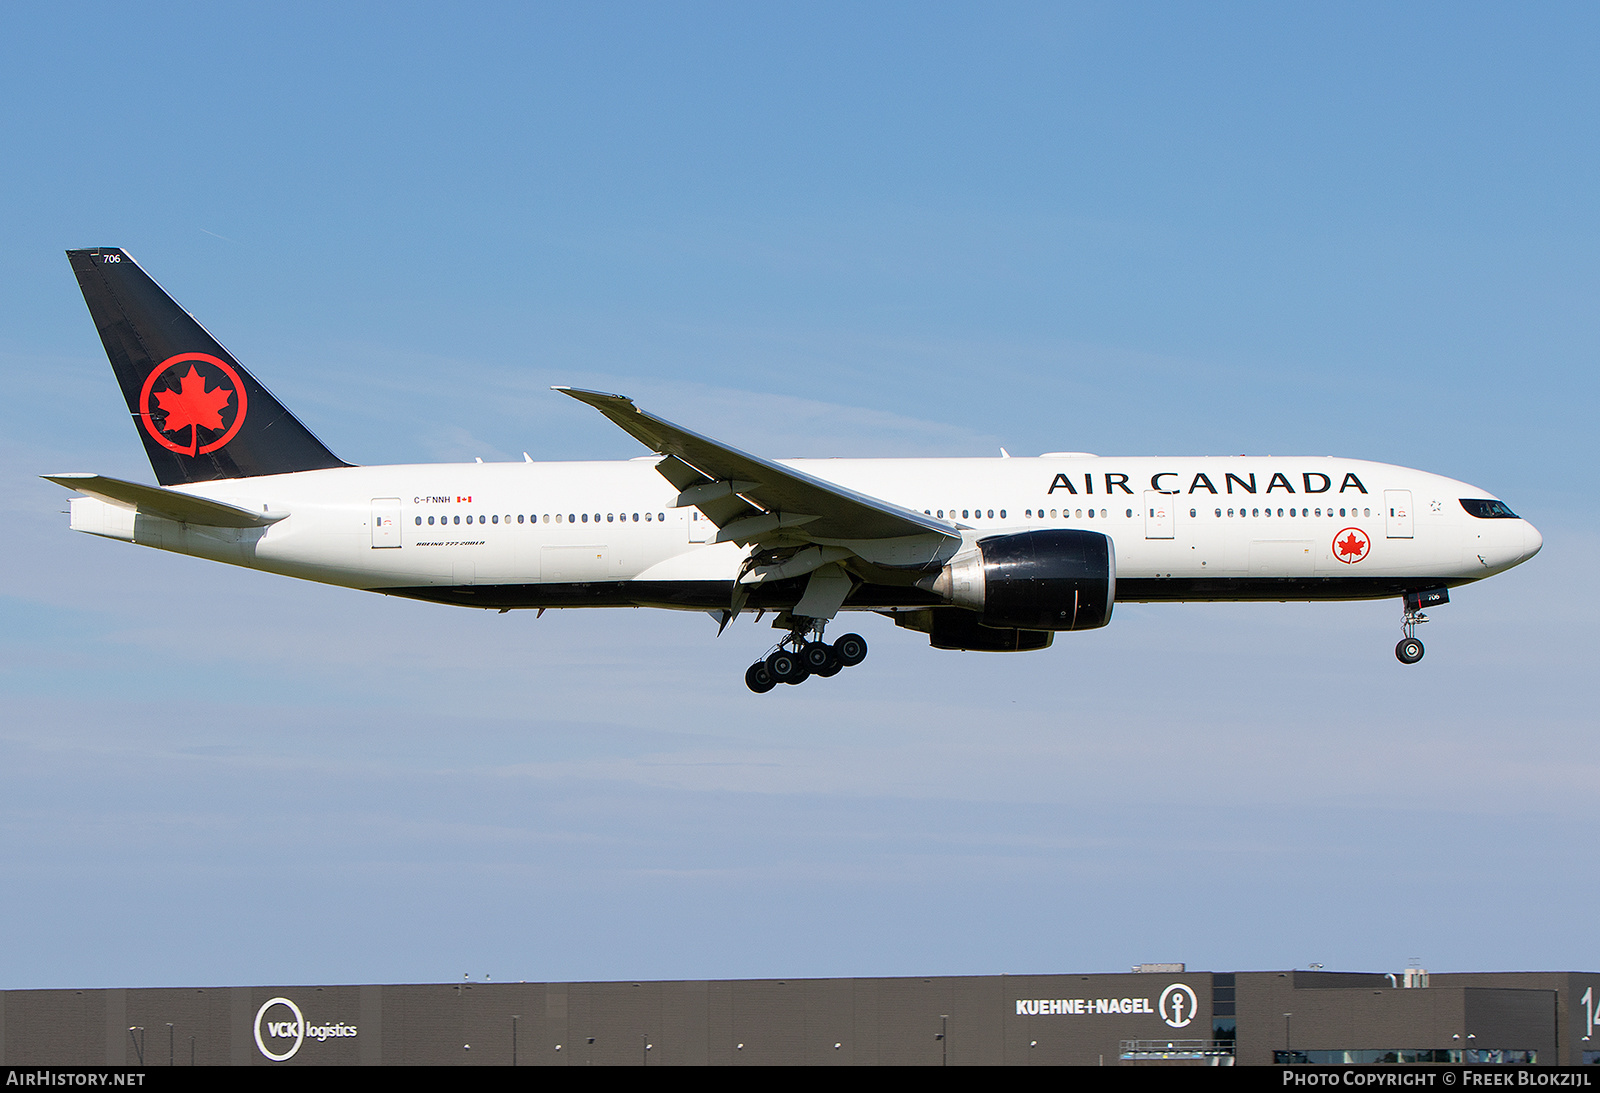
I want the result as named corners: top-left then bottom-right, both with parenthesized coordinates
top-left (67, 455), bottom-right (1542, 611)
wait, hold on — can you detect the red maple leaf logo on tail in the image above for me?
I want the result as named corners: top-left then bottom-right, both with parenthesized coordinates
top-left (140, 354), bottom-right (248, 457)
top-left (153, 366), bottom-right (233, 450)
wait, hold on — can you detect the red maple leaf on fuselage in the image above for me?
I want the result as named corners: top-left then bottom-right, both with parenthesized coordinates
top-left (1336, 532), bottom-right (1366, 559)
top-left (153, 366), bottom-right (234, 446)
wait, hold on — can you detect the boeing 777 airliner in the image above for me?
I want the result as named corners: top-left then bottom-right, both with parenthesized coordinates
top-left (49, 249), bottom-right (1542, 692)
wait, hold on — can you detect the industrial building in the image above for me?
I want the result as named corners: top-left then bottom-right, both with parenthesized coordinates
top-left (2, 967), bottom-right (1596, 1066)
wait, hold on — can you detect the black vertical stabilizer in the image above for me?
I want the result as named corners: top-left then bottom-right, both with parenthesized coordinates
top-left (67, 248), bottom-right (350, 485)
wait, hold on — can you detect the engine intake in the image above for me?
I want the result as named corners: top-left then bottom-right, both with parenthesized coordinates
top-left (928, 529), bottom-right (1115, 631)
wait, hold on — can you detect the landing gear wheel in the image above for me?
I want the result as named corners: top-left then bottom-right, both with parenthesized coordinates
top-left (766, 648), bottom-right (809, 685)
top-left (1395, 638), bottom-right (1425, 665)
top-left (833, 633), bottom-right (868, 667)
top-left (745, 662), bottom-right (776, 693)
top-left (802, 641), bottom-right (836, 673)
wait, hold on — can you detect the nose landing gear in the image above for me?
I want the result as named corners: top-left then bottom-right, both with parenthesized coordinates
top-left (744, 620), bottom-right (868, 693)
top-left (1395, 634), bottom-right (1425, 664)
top-left (1395, 588), bottom-right (1449, 665)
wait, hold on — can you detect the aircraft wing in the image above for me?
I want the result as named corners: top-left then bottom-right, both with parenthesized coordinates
top-left (555, 388), bottom-right (959, 553)
top-left (43, 473), bottom-right (285, 528)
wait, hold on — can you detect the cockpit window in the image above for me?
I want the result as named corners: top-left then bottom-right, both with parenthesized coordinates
top-left (1460, 498), bottom-right (1519, 519)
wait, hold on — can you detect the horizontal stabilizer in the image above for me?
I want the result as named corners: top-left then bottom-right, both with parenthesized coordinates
top-left (42, 474), bottom-right (284, 528)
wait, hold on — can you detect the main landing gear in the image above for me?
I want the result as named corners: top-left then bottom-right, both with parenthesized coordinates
top-left (1395, 588), bottom-right (1448, 665)
top-left (744, 623), bottom-right (868, 693)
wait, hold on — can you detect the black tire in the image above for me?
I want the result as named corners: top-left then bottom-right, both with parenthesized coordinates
top-left (802, 641), bottom-right (835, 672)
top-left (745, 662), bottom-right (776, 693)
top-left (1395, 638), bottom-right (1425, 665)
top-left (766, 649), bottom-right (806, 684)
top-left (833, 633), bottom-right (868, 667)
top-left (814, 661), bottom-right (842, 678)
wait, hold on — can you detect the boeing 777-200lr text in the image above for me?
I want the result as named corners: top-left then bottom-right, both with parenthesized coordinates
top-left (49, 249), bottom-right (1542, 692)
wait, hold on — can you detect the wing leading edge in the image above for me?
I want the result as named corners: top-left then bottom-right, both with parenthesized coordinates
top-left (556, 388), bottom-right (960, 622)
top-left (555, 387), bottom-right (959, 548)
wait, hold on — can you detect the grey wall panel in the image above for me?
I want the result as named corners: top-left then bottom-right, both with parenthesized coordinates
top-left (103, 988), bottom-right (124, 1065)
top-left (677, 980), bottom-right (709, 1066)
top-left (1464, 989), bottom-right (1557, 1059)
top-left (0, 969), bottom-right (1591, 1066)
top-left (3, 990), bottom-right (106, 1065)
top-left (359, 985), bottom-right (382, 1066)
top-left (230, 986), bottom-right (252, 1066)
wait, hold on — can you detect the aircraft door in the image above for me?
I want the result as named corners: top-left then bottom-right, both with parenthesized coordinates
top-left (371, 498), bottom-right (401, 548)
top-left (1142, 491), bottom-right (1174, 539)
top-left (1249, 539), bottom-right (1314, 576)
top-left (541, 544), bottom-right (609, 581)
top-left (687, 509), bottom-right (714, 543)
top-left (1385, 490), bottom-right (1413, 539)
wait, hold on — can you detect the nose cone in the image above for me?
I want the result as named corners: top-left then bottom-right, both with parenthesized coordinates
top-left (1521, 521), bottom-right (1543, 563)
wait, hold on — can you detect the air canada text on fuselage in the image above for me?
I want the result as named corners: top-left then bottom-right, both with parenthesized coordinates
top-left (1046, 470), bottom-right (1369, 496)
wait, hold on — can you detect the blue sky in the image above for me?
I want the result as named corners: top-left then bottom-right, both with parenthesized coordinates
top-left (1, 3), bottom-right (1594, 989)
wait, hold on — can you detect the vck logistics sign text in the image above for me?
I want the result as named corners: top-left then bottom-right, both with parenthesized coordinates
top-left (1015, 982), bottom-right (1200, 1028)
top-left (253, 996), bottom-right (359, 1061)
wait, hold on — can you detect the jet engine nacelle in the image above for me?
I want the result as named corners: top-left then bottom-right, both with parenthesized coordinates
top-left (928, 529), bottom-right (1115, 631)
